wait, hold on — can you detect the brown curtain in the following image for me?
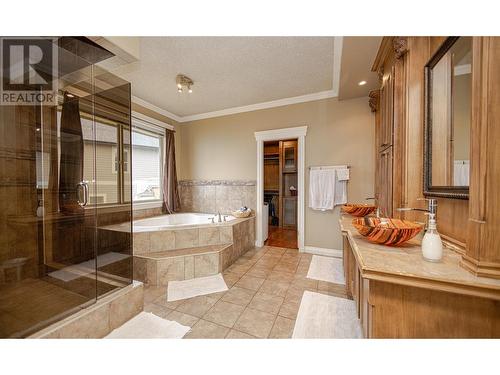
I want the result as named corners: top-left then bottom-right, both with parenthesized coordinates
top-left (59, 92), bottom-right (84, 214)
top-left (162, 129), bottom-right (181, 213)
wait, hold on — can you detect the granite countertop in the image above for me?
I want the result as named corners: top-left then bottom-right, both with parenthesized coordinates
top-left (339, 215), bottom-right (500, 300)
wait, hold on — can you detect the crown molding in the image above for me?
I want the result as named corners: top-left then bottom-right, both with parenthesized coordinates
top-left (181, 90), bottom-right (337, 123)
top-left (131, 95), bottom-right (182, 123)
top-left (132, 37), bottom-right (343, 124)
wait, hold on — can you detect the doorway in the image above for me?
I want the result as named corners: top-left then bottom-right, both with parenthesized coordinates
top-left (263, 139), bottom-right (298, 248)
top-left (254, 126), bottom-right (307, 251)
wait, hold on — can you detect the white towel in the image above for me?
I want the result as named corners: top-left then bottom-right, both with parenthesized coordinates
top-left (309, 169), bottom-right (336, 210)
top-left (334, 169), bottom-right (348, 206)
top-left (453, 160), bottom-right (469, 186)
top-left (336, 168), bottom-right (349, 181)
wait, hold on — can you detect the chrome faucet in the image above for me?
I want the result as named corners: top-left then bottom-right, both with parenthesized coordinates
top-left (365, 197), bottom-right (382, 218)
top-left (396, 198), bottom-right (437, 228)
top-left (397, 198), bottom-right (437, 214)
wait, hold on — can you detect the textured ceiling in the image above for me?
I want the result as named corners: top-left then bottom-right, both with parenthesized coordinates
top-left (108, 37), bottom-right (335, 117)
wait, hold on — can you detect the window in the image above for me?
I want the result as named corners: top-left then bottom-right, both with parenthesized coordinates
top-left (57, 108), bottom-right (166, 207)
top-left (131, 127), bottom-right (163, 202)
top-left (112, 148), bottom-right (129, 174)
top-left (82, 118), bottom-right (120, 204)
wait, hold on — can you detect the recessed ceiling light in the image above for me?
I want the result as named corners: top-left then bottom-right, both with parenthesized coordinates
top-left (358, 80), bottom-right (367, 86)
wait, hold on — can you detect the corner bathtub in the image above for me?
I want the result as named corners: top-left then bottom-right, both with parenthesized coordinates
top-left (99, 212), bottom-right (255, 285)
top-left (134, 213), bottom-right (236, 231)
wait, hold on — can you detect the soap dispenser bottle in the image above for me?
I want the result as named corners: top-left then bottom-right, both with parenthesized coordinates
top-left (421, 211), bottom-right (443, 262)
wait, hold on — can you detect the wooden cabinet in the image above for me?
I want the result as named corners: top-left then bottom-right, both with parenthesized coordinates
top-left (372, 36), bottom-right (500, 277)
top-left (341, 222), bottom-right (499, 338)
top-left (379, 66), bottom-right (395, 150)
top-left (342, 235), bottom-right (371, 337)
top-left (281, 140), bottom-right (297, 173)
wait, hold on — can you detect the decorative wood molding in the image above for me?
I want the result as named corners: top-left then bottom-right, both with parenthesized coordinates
top-left (461, 254), bottom-right (500, 280)
top-left (377, 67), bottom-right (384, 83)
top-left (393, 37), bottom-right (408, 59)
top-left (368, 90), bottom-right (380, 112)
top-left (371, 37), bottom-right (393, 73)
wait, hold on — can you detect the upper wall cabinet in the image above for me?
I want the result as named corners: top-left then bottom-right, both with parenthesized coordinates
top-left (424, 37), bottom-right (472, 199)
top-left (379, 66), bottom-right (395, 151)
top-left (281, 140), bottom-right (297, 173)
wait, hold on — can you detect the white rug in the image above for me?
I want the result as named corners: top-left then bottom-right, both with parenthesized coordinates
top-left (292, 291), bottom-right (362, 339)
top-left (49, 252), bottom-right (130, 282)
top-left (105, 312), bottom-right (190, 339)
top-left (167, 273), bottom-right (228, 302)
top-left (307, 255), bottom-right (345, 285)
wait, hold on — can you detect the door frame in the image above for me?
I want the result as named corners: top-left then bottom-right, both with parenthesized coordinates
top-left (254, 126), bottom-right (307, 251)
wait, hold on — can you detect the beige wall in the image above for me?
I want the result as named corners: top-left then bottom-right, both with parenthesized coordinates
top-left (179, 97), bottom-right (375, 250)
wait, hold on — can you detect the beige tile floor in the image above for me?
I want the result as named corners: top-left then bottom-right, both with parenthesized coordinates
top-left (143, 246), bottom-right (349, 339)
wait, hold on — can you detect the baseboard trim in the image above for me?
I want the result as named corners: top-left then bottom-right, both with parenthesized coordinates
top-left (304, 246), bottom-right (342, 258)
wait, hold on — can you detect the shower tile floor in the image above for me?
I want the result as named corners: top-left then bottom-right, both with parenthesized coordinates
top-left (143, 246), bottom-right (349, 339)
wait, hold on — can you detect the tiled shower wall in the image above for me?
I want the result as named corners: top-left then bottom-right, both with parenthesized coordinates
top-left (179, 180), bottom-right (256, 214)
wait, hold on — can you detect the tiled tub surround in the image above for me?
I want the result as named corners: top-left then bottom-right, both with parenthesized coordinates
top-left (101, 215), bottom-right (255, 286)
top-left (134, 244), bottom-right (234, 285)
top-left (132, 217), bottom-right (254, 254)
top-left (179, 180), bottom-right (256, 214)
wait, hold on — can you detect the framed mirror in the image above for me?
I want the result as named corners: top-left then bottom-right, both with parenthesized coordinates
top-left (424, 36), bottom-right (472, 199)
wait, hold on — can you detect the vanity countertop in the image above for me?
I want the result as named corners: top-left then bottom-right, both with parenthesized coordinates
top-left (340, 215), bottom-right (500, 300)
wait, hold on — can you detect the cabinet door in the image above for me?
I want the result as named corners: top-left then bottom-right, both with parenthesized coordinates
top-left (379, 66), bottom-right (394, 150)
top-left (282, 197), bottom-right (297, 228)
top-left (378, 146), bottom-right (393, 217)
top-left (281, 140), bottom-right (297, 172)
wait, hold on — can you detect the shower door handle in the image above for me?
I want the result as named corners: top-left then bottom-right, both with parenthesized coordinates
top-left (77, 181), bottom-right (89, 207)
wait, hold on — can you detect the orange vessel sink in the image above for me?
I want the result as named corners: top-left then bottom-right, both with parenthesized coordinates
top-left (352, 217), bottom-right (424, 246)
top-left (341, 204), bottom-right (377, 217)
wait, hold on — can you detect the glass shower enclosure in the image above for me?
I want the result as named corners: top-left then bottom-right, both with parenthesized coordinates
top-left (0, 37), bottom-right (133, 337)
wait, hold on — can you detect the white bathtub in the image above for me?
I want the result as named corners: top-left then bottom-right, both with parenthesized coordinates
top-left (133, 213), bottom-right (236, 231)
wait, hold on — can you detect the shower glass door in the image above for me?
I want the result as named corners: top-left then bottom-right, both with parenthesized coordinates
top-left (0, 38), bottom-right (132, 337)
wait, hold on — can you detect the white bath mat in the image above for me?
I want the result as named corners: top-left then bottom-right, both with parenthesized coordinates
top-left (49, 252), bottom-right (130, 282)
top-left (167, 273), bottom-right (228, 302)
top-left (105, 312), bottom-right (190, 339)
top-left (292, 291), bottom-right (362, 339)
top-left (307, 255), bottom-right (345, 285)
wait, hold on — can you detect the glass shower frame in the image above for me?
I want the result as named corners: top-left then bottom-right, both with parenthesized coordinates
top-left (0, 37), bottom-right (133, 338)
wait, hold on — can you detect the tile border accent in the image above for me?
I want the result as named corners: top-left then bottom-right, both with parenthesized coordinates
top-left (179, 179), bottom-right (256, 186)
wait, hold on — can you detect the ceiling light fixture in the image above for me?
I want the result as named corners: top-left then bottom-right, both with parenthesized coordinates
top-left (358, 80), bottom-right (367, 86)
top-left (176, 74), bottom-right (194, 94)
